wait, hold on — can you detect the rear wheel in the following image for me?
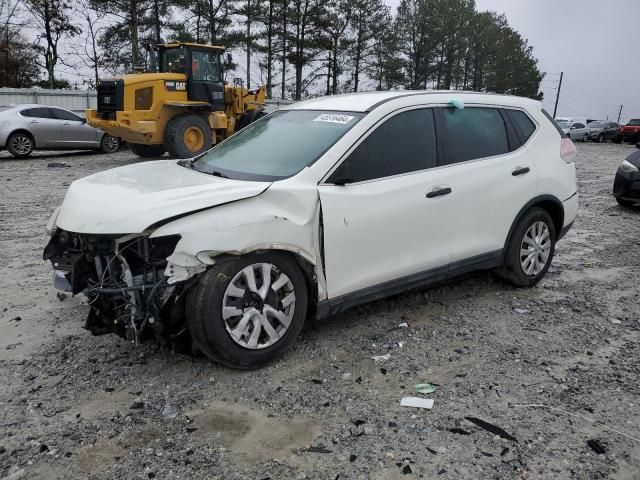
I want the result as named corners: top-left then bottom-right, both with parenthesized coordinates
top-left (597, 133), bottom-right (604, 143)
top-left (187, 252), bottom-right (308, 369)
top-left (165, 113), bottom-right (212, 158)
top-left (99, 134), bottom-right (120, 153)
top-left (7, 132), bottom-right (34, 158)
top-left (127, 142), bottom-right (166, 158)
top-left (499, 208), bottom-right (556, 287)
top-left (582, 133), bottom-right (589, 142)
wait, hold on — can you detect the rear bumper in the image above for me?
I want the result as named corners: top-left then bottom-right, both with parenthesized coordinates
top-left (559, 191), bottom-right (578, 240)
top-left (86, 109), bottom-right (161, 144)
top-left (613, 168), bottom-right (640, 201)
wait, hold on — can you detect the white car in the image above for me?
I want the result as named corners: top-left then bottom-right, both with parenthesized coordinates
top-left (557, 119), bottom-right (589, 142)
top-left (44, 91), bottom-right (578, 368)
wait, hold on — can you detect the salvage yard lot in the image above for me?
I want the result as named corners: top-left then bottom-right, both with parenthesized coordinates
top-left (1, 144), bottom-right (639, 479)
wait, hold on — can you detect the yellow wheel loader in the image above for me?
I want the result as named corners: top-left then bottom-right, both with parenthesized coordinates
top-left (86, 43), bottom-right (266, 159)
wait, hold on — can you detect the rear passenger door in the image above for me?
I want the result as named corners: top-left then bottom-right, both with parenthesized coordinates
top-left (432, 106), bottom-right (539, 263)
top-left (19, 107), bottom-right (59, 148)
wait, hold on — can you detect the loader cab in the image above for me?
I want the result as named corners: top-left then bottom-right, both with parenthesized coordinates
top-left (156, 43), bottom-right (225, 109)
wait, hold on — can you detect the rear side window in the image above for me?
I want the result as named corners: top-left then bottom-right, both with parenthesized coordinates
top-left (541, 109), bottom-right (567, 137)
top-left (328, 109), bottom-right (437, 183)
top-left (506, 110), bottom-right (537, 143)
top-left (437, 107), bottom-right (509, 165)
top-left (21, 107), bottom-right (54, 119)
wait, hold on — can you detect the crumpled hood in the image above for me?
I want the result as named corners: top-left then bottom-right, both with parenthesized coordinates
top-left (55, 160), bottom-right (271, 234)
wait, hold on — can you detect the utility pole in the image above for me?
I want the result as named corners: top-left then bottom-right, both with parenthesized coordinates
top-left (553, 72), bottom-right (564, 118)
top-left (617, 105), bottom-right (623, 123)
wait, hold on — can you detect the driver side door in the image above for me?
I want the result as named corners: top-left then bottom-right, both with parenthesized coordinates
top-left (318, 108), bottom-right (452, 300)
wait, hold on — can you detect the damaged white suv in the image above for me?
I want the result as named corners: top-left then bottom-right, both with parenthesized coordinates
top-left (44, 91), bottom-right (578, 368)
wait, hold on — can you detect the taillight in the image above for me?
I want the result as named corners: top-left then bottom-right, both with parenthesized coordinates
top-left (561, 138), bottom-right (577, 164)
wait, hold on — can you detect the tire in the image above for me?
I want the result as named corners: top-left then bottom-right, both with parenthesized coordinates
top-left (164, 113), bottom-right (212, 158)
top-left (236, 109), bottom-right (266, 132)
top-left (187, 252), bottom-right (308, 369)
top-left (597, 134), bottom-right (604, 143)
top-left (127, 142), bottom-right (166, 158)
top-left (616, 197), bottom-right (635, 207)
top-left (99, 134), bottom-right (120, 154)
top-left (582, 133), bottom-right (589, 142)
top-left (499, 207), bottom-right (556, 287)
top-left (6, 132), bottom-right (34, 158)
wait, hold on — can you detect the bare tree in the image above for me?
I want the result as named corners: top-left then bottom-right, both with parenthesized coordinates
top-left (74, 0), bottom-right (105, 87)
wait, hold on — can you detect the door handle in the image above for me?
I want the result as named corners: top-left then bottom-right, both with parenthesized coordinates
top-left (29, 120), bottom-right (38, 124)
top-left (426, 186), bottom-right (452, 198)
top-left (512, 167), bottom-right (530, 176)
top-left (62, 122), bottom-right (70, 125)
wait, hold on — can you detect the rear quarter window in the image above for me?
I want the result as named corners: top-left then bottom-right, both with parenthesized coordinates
top-left (506, 109), bottom-right (537, 144)
top-left (541, 109), bottom-right (567, 138)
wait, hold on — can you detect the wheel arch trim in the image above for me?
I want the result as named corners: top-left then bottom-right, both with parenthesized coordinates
top-left (7, 128), bottom-right (36, 148)
top-left (503, 194), bottom-right (565, 253)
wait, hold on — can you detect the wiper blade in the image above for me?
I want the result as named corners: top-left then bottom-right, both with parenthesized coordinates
top-left (177, 159), bottom-right (195, 169)
top-left (209, 170), bottom-right (229, 179)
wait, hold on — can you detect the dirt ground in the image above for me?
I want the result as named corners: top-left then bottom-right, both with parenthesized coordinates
top-left (1, 143), bottom-right (639, 480)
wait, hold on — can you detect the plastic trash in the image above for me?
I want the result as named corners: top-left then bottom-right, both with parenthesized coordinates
top-left (400, 397), bottom-right (434, 409)
top-left (414, 383), bottom-right (437, 394)
top-left (371, 354), bottom-right (391, 362)
top-left (448, 98), bottom-right (464, 110)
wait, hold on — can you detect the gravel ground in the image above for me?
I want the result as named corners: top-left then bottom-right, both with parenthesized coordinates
top-left (1, 144), bottom-right (639, 480)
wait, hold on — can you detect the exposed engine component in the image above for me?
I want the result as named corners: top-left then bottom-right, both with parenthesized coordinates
top-left (43, 230), bottom-right (190, 346)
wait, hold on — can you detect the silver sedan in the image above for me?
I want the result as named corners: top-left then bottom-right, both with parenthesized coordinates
top-left (0, 104), bottom-right (120, 158)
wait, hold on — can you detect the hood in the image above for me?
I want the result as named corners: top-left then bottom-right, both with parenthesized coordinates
top-left (55, 160), bottom-right (271, 234)
top-left (622, 125), bottom-right (640, 131)
top-left (626, 150), bottom-right (640, 168)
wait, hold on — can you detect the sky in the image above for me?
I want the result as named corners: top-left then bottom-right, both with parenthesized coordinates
top-left (431, 0), bottom-right (640, 123)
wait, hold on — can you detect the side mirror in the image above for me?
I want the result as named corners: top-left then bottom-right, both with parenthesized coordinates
top-left (81, 118), bottom-right (87, 124)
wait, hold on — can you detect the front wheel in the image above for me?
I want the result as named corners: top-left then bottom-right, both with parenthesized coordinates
top-left (127, 142), bottom-right (166, 158)
top-left (99, 134), bottom-right (120, 153)
top-left (597, 134), bottom-right (604, 143)
top-left (582, 133), bottom-right (589, 142)
top-left (165, 114), bottom-right (212, 158)
top-left (499, 208), bottom-right (556, 287)
top-left (187, 252), bottom-right (308, 368)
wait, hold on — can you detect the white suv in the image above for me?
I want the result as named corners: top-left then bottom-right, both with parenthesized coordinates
top-left (44, 91), bottom-right (578, 368)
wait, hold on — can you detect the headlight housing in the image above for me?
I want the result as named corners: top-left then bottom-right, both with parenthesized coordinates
top-left (620, 159), bottom-right (639, 174)
top-left (45, 206), bottom-right (61, 235)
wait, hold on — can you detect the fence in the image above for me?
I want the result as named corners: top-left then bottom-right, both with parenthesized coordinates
top-left (0, 87), bottom-right (292, 114)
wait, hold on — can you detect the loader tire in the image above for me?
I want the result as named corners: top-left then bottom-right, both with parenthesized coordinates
top-left (127, 142), bottom-right (166, 158)
top-left (236, 109), bottom-right (266, 132)
top-left (165, 114), bottom-right (212, 159)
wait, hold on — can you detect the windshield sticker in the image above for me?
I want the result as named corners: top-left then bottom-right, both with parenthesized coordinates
top-left (313, 114), bottom-right (355, 125)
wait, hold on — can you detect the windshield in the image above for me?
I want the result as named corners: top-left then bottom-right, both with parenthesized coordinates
top-left (161, 47), bottom-right (187, 74)
top-left (193, 110), bottom-right (365, 181)
top-left (628, 119), bottom-right (640, 126)
top-left (588, 121), bottom-right (605, 128)
top-left (557, 121), bottom-right (570, 129)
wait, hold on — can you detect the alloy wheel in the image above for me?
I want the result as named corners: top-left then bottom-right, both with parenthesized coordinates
top-left (222, 263), bottom-right (296, 349)
top-left (520, 221), bottom-right (551, 276)
top-left (10, 134), bottom-right (32, 155)
top-left (102, 135), bottom-right (119, 153)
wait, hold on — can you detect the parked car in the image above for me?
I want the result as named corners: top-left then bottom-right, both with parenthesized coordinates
top-left (0, 104), bottom-right (120, 158)
top-left (557, 120), bottom-right (589, 141)
top-left (587, 121), bottom-right (621, 142)
top-left (43, 91), bottom-right (578, 368)
top-left (615, 118), bottom-right (640, 144)
top-left (613, 143), bottom-right (640, 206)
top-left (555, 116), bottom-right (590, 126)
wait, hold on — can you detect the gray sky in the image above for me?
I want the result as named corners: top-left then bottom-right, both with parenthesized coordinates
top-left (402, 0), bottom-right (640, 123)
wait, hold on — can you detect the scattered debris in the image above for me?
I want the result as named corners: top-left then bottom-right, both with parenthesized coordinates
top-left (47, 162), bottom-right (71, 168)
top-left (130, 398), bottom-right (144, 410)
top-left (465, 417), bottom-right (517, 442)
top-left (371, 354), bottom-right (391, 362)
top-left (400, 397), bottom-right (434, 410)
top-left (56, 292), bottom-right (68, 301)
top-left (402, 465), bottom-right (412, 474)
top-left (448, 427), bottom-right (471, 435)
top-left (587, 439), bottom-right (607, 454)
top-left (380, 368), bottom-right (387, 375)
top-left (514, 308), bottom-right (528, 314)
top-left (352, 419), bottom-right (367, 426)
top-left (302, 445), bottom-right (332, 453)
top-left (414, 383), bottom-right (437, 394)
top-left (398, 322), bottom-right (409, 328)
top-left (349, 454), bottom-right (357, 462)
top-left (310, 379), bottom-right (323, 384)
top-left (610, 318), bottom-right (622, 325)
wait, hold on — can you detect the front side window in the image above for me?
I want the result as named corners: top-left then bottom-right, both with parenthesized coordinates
top-left (574, 123), bottom-right (585, 129)
top-left (328, 109), bottom-right (437, 184)
top-left (51, 108), bottom-right (82, 121)
top-left (628, 119), bottom-right (640, 126)
top-left (193, 110), bottom-right (364, 181)
top-left (438, 107), bottom-right (509, 165)
top-left (191, 50), bottom-right (221, 82)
